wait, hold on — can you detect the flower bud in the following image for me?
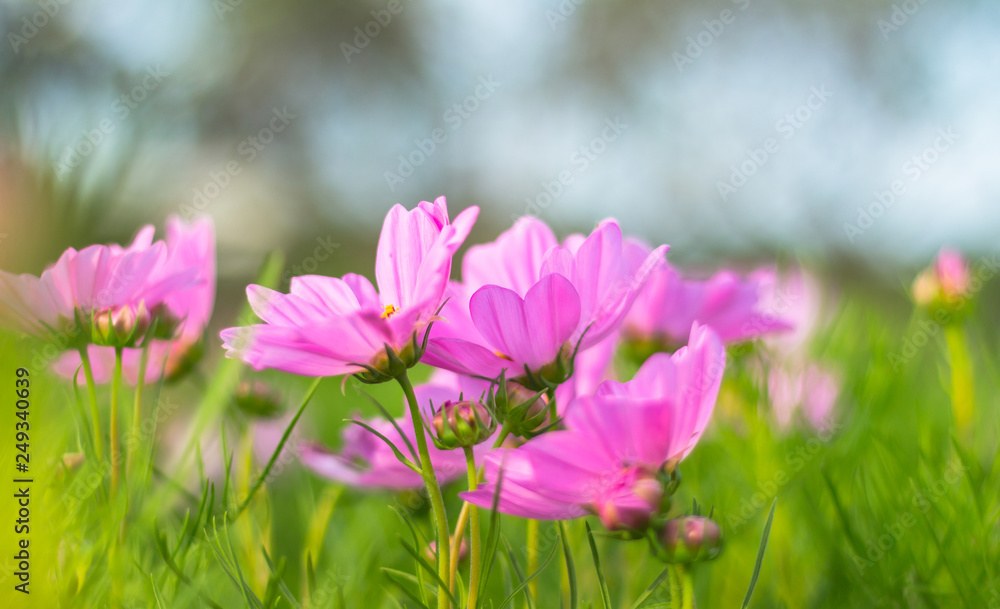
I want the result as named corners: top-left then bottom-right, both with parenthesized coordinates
top-left (62, 452), bottom-right (85, 472)
top-left (425, 536), bottom-right (468, 563)
top-left (658, 516), bottom-right (723, 563)
top-left (234, 380), bottom-right (284, 418)
top-left (492, 379), bottom-right (549, 435)
top-left (431, 400), bottom-right (495, 449)
top-left (912, 249), bottom-right (973, 318)
top-left (92, 302), bottom-right (151, 347)
top-left (147, 303), bottom-right (184, 340)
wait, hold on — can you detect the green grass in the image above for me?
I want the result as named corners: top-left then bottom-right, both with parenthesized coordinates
top-left (2, 277), bottom-right (999, 609)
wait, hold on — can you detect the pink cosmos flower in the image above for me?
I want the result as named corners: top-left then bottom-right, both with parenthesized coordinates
top-left (0, 220), bottom-right (200, 341)
top-left (300, 376), bottom-right (492, 489)
top-left (220, 197), bottom-right (478, 378)
top-left (461, 324), bottom-right (725, 530)
top-left (624, 244), bottom-right (793, 347)
top-left (424, 217), bottom-right (666, 382)
top-left (913, 248), bottom-right (972, 307)
top-left (768, 363), bottom-right (838, 433)
top-left (51, 216), bottom-right (216, 384)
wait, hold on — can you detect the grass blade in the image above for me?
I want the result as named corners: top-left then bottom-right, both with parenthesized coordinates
top-left (628, 565), bottom-right (671, 609)
top-left (585, 522), bottom-right (612, 609)
top-left (231, 376), bottom-right (323, 521)
top-left (741, 499), bottom-right (777, 609)
top-left (558, 522), bottom-right (578, 609)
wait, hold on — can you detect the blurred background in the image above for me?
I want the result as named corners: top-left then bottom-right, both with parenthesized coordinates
top-left (3, 0), bottom-right (999, 287)
top-left (3, 3), bottom-right (1000, 606)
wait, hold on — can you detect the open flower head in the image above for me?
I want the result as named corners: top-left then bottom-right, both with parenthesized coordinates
top-left (461, 324), bottom-right (726, 531)
top-left (425, 216), bottom-right (666, 386)
top-left (0, 219), bottom-right (201, 343)
top-left (624, 243), bottom-right (793, 350)
top-left (51, 216), bottom-right (216, 384)
top-left (220, 197), bottom-right (478, 379)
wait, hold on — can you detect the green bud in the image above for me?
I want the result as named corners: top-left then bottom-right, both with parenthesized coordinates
top-left (234, 380), bottom-right (284, 418)
top-left (657, 516), bottom-right (723, 563)
top-left (432, 400), bottom-right (495, 449)
top-left (91, 302), bottom-right (151, 348)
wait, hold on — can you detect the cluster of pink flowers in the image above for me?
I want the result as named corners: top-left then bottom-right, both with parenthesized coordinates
top-left (217, 197), bottom-right (807, 534)
top-left (0, 216), bottom-right (216, 384)
top-left (0, 197), bottom-right (837, 539)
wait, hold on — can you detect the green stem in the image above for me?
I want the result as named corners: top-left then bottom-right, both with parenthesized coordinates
top-left (944, 324), bottom-right (974, 434)
top-left (127, 342), bottom-right (151, 481)
top-left (527, 518), bottom-right (539, 602)
top-left (397, 371), bottom-right (451, 609)
top-left (678, 563), bottom-right (694, 609)
top-left (110, 347), bottom-right (123, 498)
top-left (110, 346), bottom-right (124, 605)
top-left (79, 347), bottom-right (105, 461)
top-left (463, 447), bottom-right (481, 609)
top-left (449, 422), bottom-right (515, 589)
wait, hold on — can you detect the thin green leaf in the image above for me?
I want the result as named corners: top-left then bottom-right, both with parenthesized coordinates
top-left (628, 566), bottom-right (671, 609)
top-left (585, 522), bottom-right (612, 609)
top-left (496, 535), bottom-right (559, 609)
top-left (383, 569), bottom-right (432, 609)
top-left (262, 546), bottom-right (302, 609)
top-left (364, 391), bottom-right (420, 463)
top-left (741, 499), bottom-right (777, 609)
top-left (501, 535), bottom-right (535, 609)
top-left (346, 419), bottom-right (421, 474)
top-left (479, 467), bottom-right (507, 601)
top-left (400, 539), bottom-right (460, 607)
top-left (558, 522), bottom-right (578, 609)
top-left (231, 377), bottom-right (323, 521)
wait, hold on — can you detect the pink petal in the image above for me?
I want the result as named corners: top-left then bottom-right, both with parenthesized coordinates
top-left (469, 274), bottom-right (580, 369)
top-left (423, 337), bottom-right (511, 378)
top-left (462, 216), bottom-right (558, 295)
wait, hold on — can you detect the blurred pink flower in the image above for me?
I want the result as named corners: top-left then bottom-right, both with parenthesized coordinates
top-left (768, 363), bottom-right (839, 432)
top-left (300, 375), bottom-right (492, 489)
top-left (0, 218), bottom-right (201, 340)
top-left (913, 248), bottom-right (972, 307)
top-left (424, 217), bottom-right (666, 381)
top-left (220, 197), bottom-right (478, 378)
top-left (52, 216), bottom-right (216, 384)
top-left (461, 324), bottom-right (725, 529)
top-left (624, 248), bottom-right (793, 347)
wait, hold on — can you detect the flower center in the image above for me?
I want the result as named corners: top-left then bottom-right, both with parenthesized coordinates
top-left (381, 304), bottom-right (399, 319)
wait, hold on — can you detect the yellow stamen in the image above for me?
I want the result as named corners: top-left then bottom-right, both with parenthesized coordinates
top-left (493, 350), bottom-right (514, 362)
top-left (381, 304), bottom-right (399, 319)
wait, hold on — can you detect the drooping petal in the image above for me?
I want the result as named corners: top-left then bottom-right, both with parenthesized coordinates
top-left (461, 449), bottom-right (587, 520)
top-left (469, 274), bottom-right (580, 369)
